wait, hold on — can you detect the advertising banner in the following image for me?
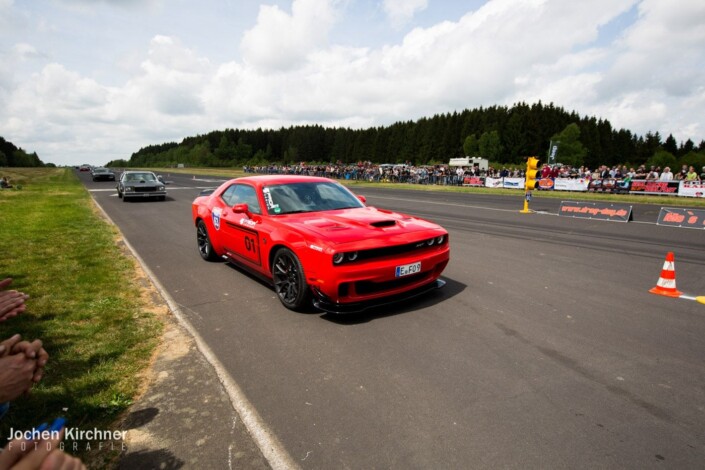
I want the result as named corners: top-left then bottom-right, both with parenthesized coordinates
top-left (553, 178), bottom-right (590, 191)
top-left (629, 180), bottom-right (680, 195)
top-left (558, 201), bottom-right (633, 222)
top-left (656, 208), bottom-right (705, 229)
top-left (538, 178), bottom-right (555, 190)
top-left (485, 177), bottom-right (503, 188)
top-left (678, 181), bottom-right (705, 198)
top-left (588, 178), bottom-right (619, 192)
top-left (502, 178), bottom-right (524, 189)
top-left (484, 178), bottom-right (524, 189)
top-left (462, 176), bottom-right (485, 187)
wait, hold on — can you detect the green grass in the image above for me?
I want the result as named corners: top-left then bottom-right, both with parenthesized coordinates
top-left (145, 166), bottom-right (705, 208)
top-left (0, 168), bottom-right (162, 467)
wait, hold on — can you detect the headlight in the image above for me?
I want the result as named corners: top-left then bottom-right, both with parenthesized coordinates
top-left (124, 186), bottom-right (134, 192)
top-left (436, 235), bottom-right (445, 244)
top-left (426, 238), bottom-right (435, 246)
top-left (333, 253), bottom-right (344, 264)
top-left (347, 252), bottom-right (358, 261)
top-left (158, 185), bottom-right (165, 191)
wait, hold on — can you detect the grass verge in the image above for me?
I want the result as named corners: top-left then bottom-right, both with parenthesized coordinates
top-left (0, 168), bottom-right (163, 467)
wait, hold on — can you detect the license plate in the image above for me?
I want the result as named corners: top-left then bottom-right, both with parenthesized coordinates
top-left (396, 262), bottom-right (421, 277)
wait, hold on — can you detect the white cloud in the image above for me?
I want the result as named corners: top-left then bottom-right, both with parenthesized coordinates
top-left (383, 0), bottom-right (428, 28)
top-left (240, 0), bottom-right (338, 72)
top-left (1, 0), bottom-right (705, 165)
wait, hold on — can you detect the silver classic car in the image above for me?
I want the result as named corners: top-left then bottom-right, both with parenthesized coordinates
top-left (116, 171), bottom-right (167, 201)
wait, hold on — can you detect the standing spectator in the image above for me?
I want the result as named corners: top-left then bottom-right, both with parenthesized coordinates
top-left (646, 166), bottom-right (659, 180)
top-left (685, 166), bottom-right (699, 181)
top-left (541, 164), bottom-right (551, 178)
top-left (659, 167), bottom-right (674, 181)
top-left (677, 165), bottom-right (688, 180)
top-left (635, 165), bottom-right (647, 179)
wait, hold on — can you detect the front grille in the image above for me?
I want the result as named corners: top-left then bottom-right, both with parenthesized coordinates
top-left (137, 186), bottom-right (158, 192)
top-left (354, 272), bottom-right (426, 295)
top-left (354, 238), bottom-right (444, 262)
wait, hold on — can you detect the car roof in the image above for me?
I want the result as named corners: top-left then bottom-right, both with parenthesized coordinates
top-left (233, 175), bottom-right (338, 186)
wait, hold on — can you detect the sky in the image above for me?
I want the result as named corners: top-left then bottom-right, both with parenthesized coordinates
top-left (1, 0), bottom-right (704, 167)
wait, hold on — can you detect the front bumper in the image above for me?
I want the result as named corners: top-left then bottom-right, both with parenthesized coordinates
top-left (124, 191), bottom-right (167, 199)
top-left (312, 278), bottom-right (446, 314)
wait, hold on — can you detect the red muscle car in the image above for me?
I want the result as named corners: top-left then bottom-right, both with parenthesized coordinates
top-left (191, 175), bottom-right (449, 313)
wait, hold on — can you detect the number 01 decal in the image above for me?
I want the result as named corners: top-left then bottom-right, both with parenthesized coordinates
top-left (244, 236), bottom-right (257, 253)
top-left (224, 224), bottom-right (262, 267)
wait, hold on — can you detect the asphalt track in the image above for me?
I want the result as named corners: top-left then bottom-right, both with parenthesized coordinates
top-left (83, 171), bottom-right (705, 469)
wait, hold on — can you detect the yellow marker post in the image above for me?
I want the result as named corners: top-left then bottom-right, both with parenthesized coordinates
top-left (697, 296), bottom-right (705, 305)
top-left (520, 157), bottom-right (539, 214)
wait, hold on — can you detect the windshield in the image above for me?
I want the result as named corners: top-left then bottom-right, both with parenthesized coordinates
top-left (124, 172), bottom-right (156, 182)
top-left (262, 181), bottom-right (364, 215)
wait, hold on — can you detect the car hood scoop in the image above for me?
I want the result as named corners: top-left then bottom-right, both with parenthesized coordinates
top-left (288, 207), bottom-right (437, 244)
top-left (369, 220), bottom-right (397, 228)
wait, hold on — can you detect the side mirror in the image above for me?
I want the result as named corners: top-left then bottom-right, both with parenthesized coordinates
top-left (357, 195), bottom-right (367, 204)
top-left (232, 203), bottom-right (249, 214)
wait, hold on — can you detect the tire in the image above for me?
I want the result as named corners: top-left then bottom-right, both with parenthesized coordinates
top-left (197, 220), bottom-right (219, 261)
top-left (272, 248), bottom-right (311, 311)
top-left (122, 195), bottom-right (128, 202)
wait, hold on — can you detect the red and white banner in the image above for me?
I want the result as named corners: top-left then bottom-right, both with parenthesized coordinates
top-left (678, 181), bottom-right (705, 198)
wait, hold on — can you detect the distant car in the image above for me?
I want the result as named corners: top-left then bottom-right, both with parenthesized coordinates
top-left (79, 164), bottom-right (91, 172)
top-left (117, 171), bottom-right (166, 201)
top-left (191, 175), bottom-right (449, 313)
top-left (91, 167), bottom-right (116, 181)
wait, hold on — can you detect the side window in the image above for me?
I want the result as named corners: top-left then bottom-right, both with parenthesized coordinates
top-left (220, 184), bottom-right (262, 215)
top-left (220, 185), bottom-right (238, 206)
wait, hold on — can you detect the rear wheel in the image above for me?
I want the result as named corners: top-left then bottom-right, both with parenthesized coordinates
top-left (272, 248), bottom-right (311, 311)
top-left (197, 220), bottom-right (219, 261)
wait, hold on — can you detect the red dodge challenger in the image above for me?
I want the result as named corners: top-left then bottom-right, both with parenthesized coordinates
top-left (191, 175), bottom-right (449, 313)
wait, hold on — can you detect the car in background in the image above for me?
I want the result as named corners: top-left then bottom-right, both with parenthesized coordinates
top-left (117, 170), bottom-right (167, 201)
top-left (79, 164), bottom-right (91, 172)
top-left (91, 167), bottom-right (116, 181)
top-left (191, 175), bottom-right (449, 313)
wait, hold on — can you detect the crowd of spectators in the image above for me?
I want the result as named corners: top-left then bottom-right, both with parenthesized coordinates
top-left (243, 161), bottom-right (705, 185)
top-left (0, 278), bottom-right (86, 469)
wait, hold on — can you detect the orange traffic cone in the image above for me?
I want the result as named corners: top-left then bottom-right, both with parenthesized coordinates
top-left (649, 252), bottom-right (683, 297)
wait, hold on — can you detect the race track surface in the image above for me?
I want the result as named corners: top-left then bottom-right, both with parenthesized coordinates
top-left (84, 171), bottom-right (705, 469)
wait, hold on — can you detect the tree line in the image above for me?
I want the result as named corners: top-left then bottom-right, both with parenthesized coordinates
top-left (117, 102), bottom-right (705, 171)
top-left (0, 137), bottom-right (47, 167)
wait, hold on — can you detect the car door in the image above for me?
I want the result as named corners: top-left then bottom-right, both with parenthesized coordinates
top-left (217, 183), bottom-right (264, 268)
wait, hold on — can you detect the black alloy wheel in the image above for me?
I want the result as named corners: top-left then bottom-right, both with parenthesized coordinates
top-left (197, 220), bottom-right (219, 261)
top-left (272, 248), bottom-right (311, 310)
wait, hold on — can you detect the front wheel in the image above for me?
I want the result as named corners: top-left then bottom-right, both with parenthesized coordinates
top-left (272, 248), bottom-right (311, 311)
top-left (197, 220), bottom-right (219, 261)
